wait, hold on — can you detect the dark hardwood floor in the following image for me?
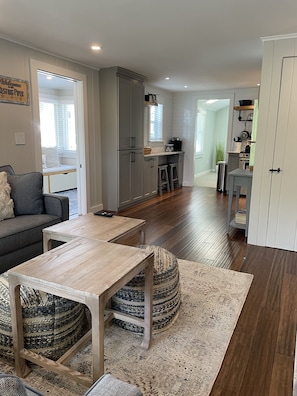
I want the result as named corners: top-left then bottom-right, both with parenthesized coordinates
top-left (119, 186), bottom-right (297, 396)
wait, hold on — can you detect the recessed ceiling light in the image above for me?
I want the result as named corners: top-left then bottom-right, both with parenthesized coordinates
top-left (165, 77), bottom-right (170, 80)
top-left (184, 85), bottom-right (188, 88)
top-left (91, 45), bottom-right (102, 51)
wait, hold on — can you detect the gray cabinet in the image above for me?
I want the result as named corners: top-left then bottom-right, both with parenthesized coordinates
top-left (119, 150), bottom-right (144, 208)
top-left (178, 152), bottom-right (184, 187)
top-left (100, 67), bottom-right (146, 211)
top-left (119, 76), bottom-right (144, 150)
top-left (227, 169), bottom-right (253, 237)
top-left (143, 156), bottom-right (158, 198)
top-left (226, 152), bottom-right (239, 192)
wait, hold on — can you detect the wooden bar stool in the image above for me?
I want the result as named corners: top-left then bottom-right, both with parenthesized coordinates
top-left (169, 163), bottom-right (179, 191)
top-left (158, 165), bottom-right (170, 196)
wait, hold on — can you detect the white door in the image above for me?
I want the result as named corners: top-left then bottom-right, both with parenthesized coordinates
top-left (266, 56), bottom-right (297, 250)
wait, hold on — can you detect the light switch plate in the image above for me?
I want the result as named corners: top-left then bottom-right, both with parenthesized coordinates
top-left (15, 132), bottom-right (25, 145)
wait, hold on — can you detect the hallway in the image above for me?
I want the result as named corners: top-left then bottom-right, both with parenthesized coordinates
top-left (194, 170), bottom-right (217, 188)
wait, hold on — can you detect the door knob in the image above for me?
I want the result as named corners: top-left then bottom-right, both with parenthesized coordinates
top-left (269, 168), bottom-right (281, 173)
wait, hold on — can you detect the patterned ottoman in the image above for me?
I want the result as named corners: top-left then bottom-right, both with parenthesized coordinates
top-left (111, 245), bottom-right (181, 334)
top-left (0, 273), bottom-right (85, 363)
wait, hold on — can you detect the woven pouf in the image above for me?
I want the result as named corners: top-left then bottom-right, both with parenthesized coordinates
top-left (0, 273), bottom-right (85, 363)
top-left (111, 245), bottom-right (181, 334)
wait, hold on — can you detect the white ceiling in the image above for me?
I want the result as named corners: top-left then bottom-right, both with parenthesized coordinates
top-left (1, 0), bottom-right (297, 92)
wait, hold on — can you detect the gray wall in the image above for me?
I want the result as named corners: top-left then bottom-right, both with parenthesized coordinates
top-left (0, 37), bottom-right (260, 208)
top-left (0, 38), bottom-right (102, 212)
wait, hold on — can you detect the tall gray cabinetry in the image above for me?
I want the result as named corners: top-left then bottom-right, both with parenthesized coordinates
top-left (143, 156), bottom-right (158, 198)
top-left (100, 67), bottom-right (145, 211)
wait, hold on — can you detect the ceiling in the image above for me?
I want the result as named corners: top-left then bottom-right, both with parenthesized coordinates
top-left (1, 0), bottom-right (297, 92)
top-left (198, 99), bottom-right (230, 112)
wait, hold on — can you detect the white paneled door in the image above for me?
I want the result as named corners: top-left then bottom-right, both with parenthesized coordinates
top-left (266, 56), bottom-right (297, 250)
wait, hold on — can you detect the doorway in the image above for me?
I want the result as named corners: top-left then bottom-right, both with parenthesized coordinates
top-left (37, 71), bottom-right (78, 217)
top-left (194, 98), bottom-right (230, 188)
top-left (30, 60), bottom-right (87, 216)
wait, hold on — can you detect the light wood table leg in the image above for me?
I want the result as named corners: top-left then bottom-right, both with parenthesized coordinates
top-left (48, 175), bottom-right (51, 194)
top-left (43, 233), bottom-right (51, 252)
top-left (140, 228), bottom-right (145, 245)
top-left (88, 296), bottom-right (106, 381)
top-left (9, 277), bottom-right (31, 378)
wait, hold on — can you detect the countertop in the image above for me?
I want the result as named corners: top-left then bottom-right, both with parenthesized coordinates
top-left (144, 151), bottom-right (184, 157)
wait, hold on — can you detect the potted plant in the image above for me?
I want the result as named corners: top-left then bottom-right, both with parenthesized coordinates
top-left (215, 143), bottom-right (225, 164)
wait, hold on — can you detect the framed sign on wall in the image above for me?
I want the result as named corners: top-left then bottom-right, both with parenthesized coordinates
top-left (0, 75), bottom-right (30, 105)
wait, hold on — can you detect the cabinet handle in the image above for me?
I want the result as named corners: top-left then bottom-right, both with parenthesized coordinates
top-left (131, 151), bottom-right (135, 162)
top-left (130, 136), bottom-right (136, 148)
top-left (269, 167), bottom-right (281, 173)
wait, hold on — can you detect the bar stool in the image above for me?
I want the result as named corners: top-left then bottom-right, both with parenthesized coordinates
top-left (158, 165), bottom-right (170, 196)
top-left (169, 163), bottom-right (179, 191)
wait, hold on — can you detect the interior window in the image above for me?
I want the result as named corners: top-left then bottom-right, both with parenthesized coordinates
top-left (39, 98), bottom-right (76, 151)
top-left (145, 104), bottom-right (163, 143)
top-left (39, 101), bottom-right (56, 147)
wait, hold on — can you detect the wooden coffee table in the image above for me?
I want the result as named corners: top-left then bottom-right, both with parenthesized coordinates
top-left (43, 213), bottom-right (146, 252)
top-left (8, 238), bottom-right (154, 387)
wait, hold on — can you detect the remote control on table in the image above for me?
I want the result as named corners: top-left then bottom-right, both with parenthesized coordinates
top-left (94, 211), bottom-right (114, 217)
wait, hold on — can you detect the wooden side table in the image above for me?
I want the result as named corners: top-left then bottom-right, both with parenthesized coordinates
top-left (43, 213), bottom-right (146, 252)
top-left (8, 238), bottom-right (154, 387)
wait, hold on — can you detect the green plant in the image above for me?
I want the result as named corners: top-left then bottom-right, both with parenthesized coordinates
top-left (216, 143), bottom-right (225, 164)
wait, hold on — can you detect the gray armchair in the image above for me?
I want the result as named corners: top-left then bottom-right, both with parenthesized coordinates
top-left (0, 165), bottom-right (69, 273)
top-left (0, 373), bottom-right (143, 396)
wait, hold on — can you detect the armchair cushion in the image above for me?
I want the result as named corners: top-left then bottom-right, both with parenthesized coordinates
top-left (7, 172), bottom-right (44, 216)
top-left (0, 373), bottom-right (43, 396)
top-left (84, 374), bottom-right (143, 396)
top-left (0, 214), bottom-right (64, 258)
top-left (0, 172), bottom-right (14, 221)
top-left (0, 372), bottom-right (142, 396)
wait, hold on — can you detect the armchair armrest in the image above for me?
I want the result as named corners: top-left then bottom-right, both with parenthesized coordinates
top-left (84, 374), bottom-right (143, 396)
top-left (43, 194), bottom-right (69, 221)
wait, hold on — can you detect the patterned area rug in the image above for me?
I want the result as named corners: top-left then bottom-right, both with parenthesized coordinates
top-left (0, 259), bottom-right (253, 396)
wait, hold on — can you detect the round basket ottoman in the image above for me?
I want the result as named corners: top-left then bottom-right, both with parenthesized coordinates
top-left (0, 273), bottom-right (85, 363)
top-left (111, 245), bottom-right (181, 334)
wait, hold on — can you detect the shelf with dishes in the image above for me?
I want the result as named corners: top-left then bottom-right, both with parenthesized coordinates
top-left (234, 105), bottom-right (254, 111)
top-left (234, 105), bottom-right (254, 122)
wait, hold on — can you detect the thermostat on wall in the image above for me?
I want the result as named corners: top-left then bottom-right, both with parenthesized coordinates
top-left (15, 132), bottom-right (25, 145)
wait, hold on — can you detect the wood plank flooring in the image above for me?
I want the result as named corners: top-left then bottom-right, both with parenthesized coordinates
top-left (119, 186), bottom-right (297, 396)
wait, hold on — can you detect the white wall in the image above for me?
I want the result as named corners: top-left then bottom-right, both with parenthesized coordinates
top-left (0, 38), bottom-right (102, 213)
top-left (194, 105), bottom-right (230, 176)
top-left (172, 88), bottom-right (259, 186)
top-left (215, 106), bottom-right (229, 154)
top-left (194, 110), bottom-right (216, 175)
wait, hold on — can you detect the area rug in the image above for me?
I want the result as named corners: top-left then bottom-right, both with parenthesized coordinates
top-left (0, 259), bottom-right (253, 396)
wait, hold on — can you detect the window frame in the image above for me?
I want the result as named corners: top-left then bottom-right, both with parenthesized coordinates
top-left (144, 104), bottom-right (164, 144)
top-left (39, 92), bottom-right (76, 153)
